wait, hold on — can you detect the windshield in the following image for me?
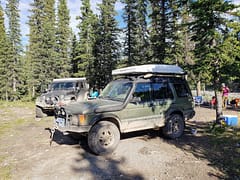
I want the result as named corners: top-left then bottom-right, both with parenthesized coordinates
top-left (100, 81), bottom-right (133, 102)
top-left (50, 82), bottom-right (76, 91)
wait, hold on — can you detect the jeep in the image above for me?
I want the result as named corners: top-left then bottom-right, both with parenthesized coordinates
top-left (36, 78), bottom-right (89, 118)
top-left (54, 65), bottom-right (195, 155)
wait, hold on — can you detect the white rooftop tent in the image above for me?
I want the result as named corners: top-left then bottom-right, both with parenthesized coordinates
top-left (112, 64), bottom-right (185, 76)
top-left (53, 78), bottom-right (86, 82)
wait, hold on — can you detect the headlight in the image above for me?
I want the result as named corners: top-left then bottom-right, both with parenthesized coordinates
top-left (71, 114), bottom-right (87, 125)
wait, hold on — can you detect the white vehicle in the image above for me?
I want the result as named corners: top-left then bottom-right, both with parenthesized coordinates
top-left (36, 78), bottom-right (89, 118)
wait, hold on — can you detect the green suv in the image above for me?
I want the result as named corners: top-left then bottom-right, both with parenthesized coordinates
top-left (54, 64), bottom-right (195, 155)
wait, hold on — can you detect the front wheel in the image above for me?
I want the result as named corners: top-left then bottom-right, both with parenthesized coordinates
top-left (36, 106), bottom-right (47, 118)
top-left (162, 114), bottom-right (184, 139)
top-left (88, 121), bottom-right (120, 155)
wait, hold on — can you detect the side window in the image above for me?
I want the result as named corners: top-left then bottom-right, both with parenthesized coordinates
top-left (134, 83), bottom-right (151, 102)
top-left (152, 83), bottom-right (173, 100)
top-left (174, 83), bottom-right (189, 97)
top-left (78, 82), bottom-right (83, 88)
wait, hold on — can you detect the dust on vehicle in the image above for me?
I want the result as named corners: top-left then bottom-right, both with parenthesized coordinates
top-left (54, 64), bottom-right (195, 155)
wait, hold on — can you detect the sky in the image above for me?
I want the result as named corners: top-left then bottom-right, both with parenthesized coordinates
top-left (1, 0), bottom-right (125, 46)
top-left (1, 0), bottom-right (240, 46)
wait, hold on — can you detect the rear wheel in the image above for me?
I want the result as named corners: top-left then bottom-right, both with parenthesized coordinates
top-left (88, 121), bottom-right (120, 155)
top-left (162, 114), bottom-right (184, 139)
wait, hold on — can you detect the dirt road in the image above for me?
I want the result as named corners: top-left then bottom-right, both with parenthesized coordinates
top-left (0, 104), bottom-right (239, 179)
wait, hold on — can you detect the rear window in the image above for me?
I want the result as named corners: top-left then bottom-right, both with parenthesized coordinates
top-left (173, 83), bottom-right (190, 97)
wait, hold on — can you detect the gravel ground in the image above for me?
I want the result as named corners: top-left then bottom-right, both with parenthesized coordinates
top-left (0, 105), bottom-right (239, 179)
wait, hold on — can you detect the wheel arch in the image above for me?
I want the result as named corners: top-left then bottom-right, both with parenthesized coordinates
top-left (90, 114), bottom-right (121, 132)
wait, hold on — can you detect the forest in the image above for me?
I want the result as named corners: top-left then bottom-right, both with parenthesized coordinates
top-left (0, 0), bottom-right (239, 101)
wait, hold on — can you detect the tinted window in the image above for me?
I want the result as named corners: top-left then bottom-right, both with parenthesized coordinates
top-left (134, 83), bottom-right (151, 102)
top-left (134, 82), bottom-right (173, 101)
top-left (152, 83), bottom-right (173, 100)
top-left (174, 83), bottom-right (189, 97)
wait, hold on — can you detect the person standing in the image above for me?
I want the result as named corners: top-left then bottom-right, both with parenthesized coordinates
top-left (222, 83), bottom-right (229, 108)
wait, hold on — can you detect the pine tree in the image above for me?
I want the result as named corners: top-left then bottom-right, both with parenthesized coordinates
top-left (135, 0), bottom-right (149, 65)
top-left (0, 2), bottom-right (10, 100)
top-left (75, 0), bottom-right (97, 78)
top-left (92, 0), bottom-right (120, 88)
top-left (190, 0), bottom-right (237, 119)
top-left (5, 0), bottom-right (22, 100)
top-left (28, 0), bottom-right (57, 96)
top-left (122, 0), bottom-right (138, 66)
top-left (56, 0), bottom-right (71, 78)
top-left (28, 0), bottom-right (46, 95)
top-left (70, 34), bottom-right (78, 76)
top-left (149, 0), bottom-right (181, 64)
top-left (42, 0), bottom-right (57, 80)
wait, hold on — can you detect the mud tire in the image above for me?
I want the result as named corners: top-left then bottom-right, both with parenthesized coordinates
top-left (88, 121), bottom-right (120, 155)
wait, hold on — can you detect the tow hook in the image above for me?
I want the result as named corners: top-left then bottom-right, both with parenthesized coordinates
top-left (50, 126), bottom-right (57, 146)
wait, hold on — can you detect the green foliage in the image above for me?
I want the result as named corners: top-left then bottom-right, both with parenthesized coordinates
top-left (28, 0), bottom-right (47, 95)
top-left (190, 0), bottom-right (237, 84)
top-left (149, 0), bottom-right (182, 64)
top-left (5, 0), bottom-right (22, 100)
top-left (92, 0), bottom-right (120, 88)
top-left (0, 4), bottom-right (9, 101)
top-left (56, 0), bottom-right (71, 78)
top-left (74, 0), bottom-right (97, 79)
top-left (121, 0), bottom-right (149, 66)
top-left (0, 0), bottom-right (240, 100)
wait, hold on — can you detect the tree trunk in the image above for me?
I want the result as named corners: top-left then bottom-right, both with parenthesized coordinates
top-left (32, 86), bottom-right (35, 98)
top-left (215, 89), bottom-right (223, 120)
top-left (197, 80), bottom-right (201, 96)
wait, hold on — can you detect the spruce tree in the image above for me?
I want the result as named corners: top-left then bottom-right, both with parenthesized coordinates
top-left (56, 0), bottom-right (71, 78)
top-left (42, 0), bottom-right (57, 80)
top-left (122, 0), bottom-right (138, 66)
top-left (28, 0), bottom-right (57, 96)
top-left (5, 0), bottom-right (22, 100)
top-left (0, 2), bottom-right (10, 100)
top-left (93, 0), bottom-right (120, 88)
top-left (135, 0), bottom-right (149, 65)
top-left (28, 0), bottom-right (46, 95)
top-left (70, 34), bottom-right (78, 76)
top-left (190, 0), bottom-right (237, 119)
top-left (75, 0), bottom-right (97, 78)
top-left (149, 0), bottom-right (181, 64)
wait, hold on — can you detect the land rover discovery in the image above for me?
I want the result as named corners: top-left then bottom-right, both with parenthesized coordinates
top-left (54, 64), bottom-right (195, 155)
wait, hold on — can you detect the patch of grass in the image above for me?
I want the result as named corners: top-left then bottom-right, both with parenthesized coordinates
top-left (207, 124), bottom-right (240, 179)
top-left (0, 101), bottom-right (35, 109)
top-left (0, 156), bottom-right (11, 179)
top-left (0, 119), bottom-right (28, 139)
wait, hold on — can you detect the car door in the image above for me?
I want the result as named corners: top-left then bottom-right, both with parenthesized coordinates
top-left (118, 80), bottom-right (173, 133)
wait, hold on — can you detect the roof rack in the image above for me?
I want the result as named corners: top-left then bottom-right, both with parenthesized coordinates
top-left (112, 64), bottom-right (186, 76)
top-left (53, 78), bottom-right (86, 82)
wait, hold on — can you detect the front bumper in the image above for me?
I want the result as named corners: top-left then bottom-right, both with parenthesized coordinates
top-left (54, 116), bottom-right (91, 133)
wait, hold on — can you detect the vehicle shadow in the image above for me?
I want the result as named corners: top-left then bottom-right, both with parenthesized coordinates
top-left (45, 128), bottom-right (79, 146)
top-left (45, 128), bottom-right (144, 179)
top-left (46, 121), bottom-right (239, 179)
